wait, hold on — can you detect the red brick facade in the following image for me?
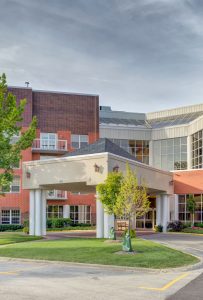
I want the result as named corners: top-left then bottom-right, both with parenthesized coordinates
top-left (0, 87), bottom-right (99, 225)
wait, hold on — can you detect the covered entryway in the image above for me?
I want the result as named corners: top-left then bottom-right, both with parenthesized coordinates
top-left (23, 139), bottom-right (174, 237)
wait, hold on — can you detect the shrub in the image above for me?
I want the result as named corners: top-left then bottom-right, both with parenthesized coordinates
top-left (167, 221), bottom-right (184, 232)
top-left (0, 225), bottom-right (23, 232)
top-left (23, 220), bottom-right (29, 227)
top-left (46, 218), bottom-right (73, 228)
top-left (154, 224), bottom-right (163, 232)
top-left (51, 218), bottom-right (65, 228)
top-left (23, 227), bottom-right (29, 234)
top-left (123, 229), bottom-right (136, 238)
top-left (194, 223), bottom-right (203, 228)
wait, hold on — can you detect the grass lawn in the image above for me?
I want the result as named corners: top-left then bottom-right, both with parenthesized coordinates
top-left (0, 233), bottom-right (42, 245)
top-left (0, 237), bottom-right (198, 268)
top-left (182, 228), bottom-right (203, 234)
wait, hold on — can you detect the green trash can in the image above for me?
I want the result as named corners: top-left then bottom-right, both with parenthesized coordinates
top-left (122, 232), bottom-right (132, 252)
top-left (109, 227), bottom-right (116, 240)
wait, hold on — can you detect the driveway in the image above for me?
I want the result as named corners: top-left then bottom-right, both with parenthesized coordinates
top-left (143, 233), bottom-right (203, 268)
top-left (143, 232), bottom-right (203, 299)
top-left (0, 232), bottom-right (202, 300)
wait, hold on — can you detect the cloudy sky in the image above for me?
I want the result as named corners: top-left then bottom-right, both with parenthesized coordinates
top-left (1, 0), bottom-right (203, 112)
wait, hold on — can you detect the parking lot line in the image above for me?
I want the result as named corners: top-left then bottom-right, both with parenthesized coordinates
top-left (139, 272), bottom-right (189, 291)
top-left (0, 271), bottom-right (19, 275)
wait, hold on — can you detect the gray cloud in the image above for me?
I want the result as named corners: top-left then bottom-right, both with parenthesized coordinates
top-left (0, 0), bottom-right (203, 112)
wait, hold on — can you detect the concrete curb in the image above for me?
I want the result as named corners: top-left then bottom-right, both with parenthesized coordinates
top-left (0, 254), bottom-right (201, 273)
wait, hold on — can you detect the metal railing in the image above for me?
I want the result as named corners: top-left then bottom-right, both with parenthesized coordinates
top-left (47, 190), bottom-right (67, 200)
top-left (32, 139), bottom-right (67, 151)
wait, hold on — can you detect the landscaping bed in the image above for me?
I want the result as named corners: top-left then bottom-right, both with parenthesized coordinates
top-left (0, 237), bottom-right (198, 268)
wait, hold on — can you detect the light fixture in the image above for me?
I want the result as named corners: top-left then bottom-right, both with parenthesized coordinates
top-left (94, 163), bottom-right (100, 173)
top-left (113, 165), bottom-right (119, 172)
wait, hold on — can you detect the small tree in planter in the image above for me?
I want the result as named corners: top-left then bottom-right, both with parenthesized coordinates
top-left (187, 194), bottom-right (196, 227)
top-left (114, 164), bottom-right (150, 252)
top-left (96, 171), bottom-right (123, 239)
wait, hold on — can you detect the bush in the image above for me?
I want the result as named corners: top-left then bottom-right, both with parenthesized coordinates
top-left (0, 225), bottom-right (23, 232)
top-left (167, 221), bottom-right (184, 232)
top-left (23, 227), bottom-right (29, 234)
top-left (154, 224), bottom-right (163, 232)
top-left (194, 223), bottom-right (203, 228)
top-left (23, 220), bottom-right (29, 227)
top-left (46, 218), bottom-right (73, 228)
top-left (123, 229), bottom-right (136, 238)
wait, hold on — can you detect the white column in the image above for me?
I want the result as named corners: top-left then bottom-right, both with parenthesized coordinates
top-left (156, 195), bottom-right (162, 226)
top-left (149, 140), bottom-right (153, 166)
top-left (29, 190), bottom-right (35, 235)
top-left (187, 135), bottom-right (192, 170)
top-left (35, 189), bottom-right (42, 236)
top-left (174, 194), bottom-right (179, 220)
top-left (104, 212), bottom-right (114, 238)
top-left (63, 205), bottom-right (70, 218)
top-left (96, 193), bottom-right (104, 238)
top-left (162, 194), bottom-right (170, 232)
top-left (41, 190), bottom-right (47, 236)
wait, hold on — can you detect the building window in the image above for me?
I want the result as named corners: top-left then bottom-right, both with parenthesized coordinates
top-left (1, 209), bottom-right (21, 224)
top-left (192, 130), bottom-right (203, 169)
top-left (153, 137), bottom-right (187, 171)
top-left (47, 190), bottom-right (66, 199)
top-left (110, 139), bottom-right (149, 164)
top-left (1, 176), bottom-right (20, 193)
top-left (71, 135), bottom-right (89, 149)
top-left (40, 133), bottom-right (57, 150)
top-left (70, 205), bottom-right (91, 224)
top-left (178, 194), bottom-right (202, 223)
top-left (47, 205), bottom-right (63, 219)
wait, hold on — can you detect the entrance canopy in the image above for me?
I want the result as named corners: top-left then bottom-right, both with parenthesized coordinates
top-left (23, 139), bottom-right (173, 195)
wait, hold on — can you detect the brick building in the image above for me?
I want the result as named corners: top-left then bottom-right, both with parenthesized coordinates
top-left (0, 87), bottom-right (99, 226)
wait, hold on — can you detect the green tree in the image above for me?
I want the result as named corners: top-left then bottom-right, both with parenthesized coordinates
top-left (114, 164), bottom-right (150, 252)
top-left (96, 171), bottom-right (123, 238)
top-left (0, 73), bottom-right (37, 190)
top-left (187, 194), bottom-right (196, 226)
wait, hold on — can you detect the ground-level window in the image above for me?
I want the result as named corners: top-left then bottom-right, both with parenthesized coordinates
top-left (179, 194), bottom-right (202, 223)
top-left (70, 205), bottom-right (91, 224)
top-left (47, 206), bottom-right (63, 219)
top-left (1, 209), bottom-right (21, 224)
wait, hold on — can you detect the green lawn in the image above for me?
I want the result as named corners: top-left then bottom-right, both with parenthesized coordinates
top-left (182, 228), bottom-right (203, 234)
top-left (0, 233), bottom-right (42, 245)
top-left (0, 237), bottom-right (198, 268)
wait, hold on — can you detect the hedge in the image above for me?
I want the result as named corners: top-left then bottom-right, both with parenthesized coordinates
top-left (0, 225), bottom-right (23, 232)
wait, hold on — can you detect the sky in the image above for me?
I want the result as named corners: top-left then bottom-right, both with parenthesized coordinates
top-left (1, 0), bottom-right (203, 113)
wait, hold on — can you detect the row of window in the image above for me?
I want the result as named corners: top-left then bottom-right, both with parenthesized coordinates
top-left (47, 205), bottom-right (91, 224)
top-left (179, 194), bottom-right (203, 223)
top-left (0, 205), bottom-right (92, 225)
top-left (192, 130), bottom-right (203, 169)
top-left (109, 139), bottom-right (149, 164)
top-left (153, 137), bottom-right (187, 171)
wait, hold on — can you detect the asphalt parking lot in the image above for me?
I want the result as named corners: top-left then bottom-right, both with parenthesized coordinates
top-left (0, 233), bottom-right (203, 300)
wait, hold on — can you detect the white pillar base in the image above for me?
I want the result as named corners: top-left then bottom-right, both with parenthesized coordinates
top-left (29, 190), bottom-right (35, 236)
top-left (41, 190), bottom-right (47, 236)
top-left (63, 205), bottom-right (70, 218)
top-left (104, 213), bottom-right (114, 238)
top-left (96, 194), bottom-right (104, 238)
top-left (162, 194), bottom-right (170, 232)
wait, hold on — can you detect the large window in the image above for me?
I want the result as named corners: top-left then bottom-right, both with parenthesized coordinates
top-left (1, 176), bottom-right (20, 193)
top-left (70, 205), bottom-right (91, 224)
top-left (110, 139), bottom-right (149, 164)
top-left (47, 205), bottom-right (63, 219)
top-left (40, 133), bottom-right (57, 150)
top-left (1, 209), bottom-right (20, 224)
top-left (71, 135), bottom-right (89, 149)
top-left (179, 194), bottom-right (202, 223)
top-left (192, 130), bottom-right (203, 169)
top-left (153, 137), bottom-right (187, 171)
